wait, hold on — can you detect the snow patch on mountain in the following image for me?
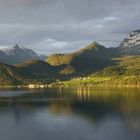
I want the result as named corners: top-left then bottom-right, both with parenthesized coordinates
top-left (118, 30), bottom-right (140, 55)
top-left (121, 30), bottom-right (140, 48)
top-left (0, 45), bottom-right (46, 65)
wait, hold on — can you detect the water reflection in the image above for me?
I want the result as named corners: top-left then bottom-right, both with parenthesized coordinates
top-left (0, 87), bottom-right (139, 140)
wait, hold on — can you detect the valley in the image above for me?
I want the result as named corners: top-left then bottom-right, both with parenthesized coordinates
top-left (0, 30), bottom-right (140, 87)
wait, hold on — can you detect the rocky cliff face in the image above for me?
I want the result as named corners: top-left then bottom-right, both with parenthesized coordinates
top-left (118, 30), bottom-right (140, 55)
top-left (121, 30), bottom-right (140, 47)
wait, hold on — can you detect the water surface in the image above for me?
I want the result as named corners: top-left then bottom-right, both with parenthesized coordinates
top-left (0, 87), bottom-right (140, 140)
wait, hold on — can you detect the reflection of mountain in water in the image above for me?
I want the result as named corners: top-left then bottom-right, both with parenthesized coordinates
top-left (0, 88), bottom-right (140, 133)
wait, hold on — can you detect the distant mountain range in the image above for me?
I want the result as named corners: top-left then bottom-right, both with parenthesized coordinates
top-left (0, 60), bottom-right (65, 86)
top-left (0, 29), bottom-right (140, 66)
top-left (0, 45), bottom-right (46, 65)
top-left (46, 29), bottom-right (140, 74)
top-left (0, 30), bottom-right (140, 86)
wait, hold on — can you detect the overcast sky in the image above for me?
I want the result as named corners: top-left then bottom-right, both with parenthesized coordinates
top-left (0, 0), bottom-right (139, 54)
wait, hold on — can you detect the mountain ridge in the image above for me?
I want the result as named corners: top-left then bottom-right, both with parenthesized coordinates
top-left (0, 44), bottom-right (46, 65)
top-left (0, 29), bottom-right (140, 86)
top-left (46, 41), bottom-right (115, 74)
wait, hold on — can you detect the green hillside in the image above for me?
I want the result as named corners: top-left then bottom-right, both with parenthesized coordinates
top-left (16, 60), bottom-right (57, 76)
top-left (54, 56), bottom-right (140, 87)
top-left (15, 60), bottom-right (67, 84)
top-left (0, 60), bottom-right (55, 86)
top-left (0, 42), bottom-right (140, 87)
top-left (95, 56), bottom-right (140, 76)
top-left (47, 42), bottom-right (114, 74)
top-left (0, 63), bottom-right (22, 86)
top-left (0, 60), bottom-right (74, 86)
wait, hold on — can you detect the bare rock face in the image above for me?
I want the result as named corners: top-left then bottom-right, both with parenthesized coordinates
top-left (118, 30), bottom-right (140, 55)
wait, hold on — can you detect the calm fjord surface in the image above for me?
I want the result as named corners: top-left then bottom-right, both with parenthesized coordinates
top-left (0, 88), bottom-right (140, 140)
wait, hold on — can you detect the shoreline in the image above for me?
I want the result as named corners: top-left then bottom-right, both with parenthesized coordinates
top-left (0, 84), bottom-right (140, 89)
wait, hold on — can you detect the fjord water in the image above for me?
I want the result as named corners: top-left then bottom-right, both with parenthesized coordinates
top-left (0, 88), bottom-right (140, 140)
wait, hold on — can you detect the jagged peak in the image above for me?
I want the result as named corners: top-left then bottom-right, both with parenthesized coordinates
top-left (1, 44), bottom-right (38, 56)
top-left (2, 44), bottom-right (25, 52)
top-left (12, 44), bottom-right (31, 51)
top-left (79, 41), bottom-right (106, 52)
top-left (86, 41), bottom-right (102, 48)
top-left (119, 29), bottom-right (140, 49)
top-left (13, 44), bottom-right (20, 49)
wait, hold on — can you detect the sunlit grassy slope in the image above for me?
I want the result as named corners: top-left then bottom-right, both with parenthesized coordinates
top-left (55, 56), bottom-right (140, 87)
top-left (0, 50), bottom-right (140, 87)
top-left (47, 42), bottom-right (115, 74)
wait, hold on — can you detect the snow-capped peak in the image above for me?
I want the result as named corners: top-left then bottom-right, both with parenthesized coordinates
top-left (0, 44), bottom-right (47, 65)
top-left (121, 30), bottom-right (140, 48)
top-left (1, 44), bottom-right (38, 57)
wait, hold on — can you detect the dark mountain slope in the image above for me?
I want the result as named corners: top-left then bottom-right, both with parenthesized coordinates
top-left (16, 60), bottom-right (60, 78)
top-left (47, 42), bottom-right (114, 74)
top-left (94, 56), bottom-right (140, 77)
top-left (0, 63), bottom-right (22, 86)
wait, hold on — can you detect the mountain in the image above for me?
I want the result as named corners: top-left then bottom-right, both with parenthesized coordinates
top-left (0, 42), bottom-right (115, 86)
top-left (46, 42), bottom-right (114, 74)
top-left (0, 62), bottom-right (22, 86)
top-left (16, 60), bottom-right (60, 77)
top-left (0, 30), bottom-right (140, 86)
top-left (0, 45), bottom-right (46, 65)
top-left (95, 56), bottom-right (140, 77)
top-left (57, 56), bottom-right (140, 87)
top-left (0, 60), bottom-right (68, 86)
top-left (16, 60), bottom-right (73, 79)
top-left (117, 30), bottom-right (140, 55)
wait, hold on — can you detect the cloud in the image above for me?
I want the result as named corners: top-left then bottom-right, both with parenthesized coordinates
top-left (29, 38), bottom-right (91, 55)
top-left (0, 0), bottom-right (139, 54)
